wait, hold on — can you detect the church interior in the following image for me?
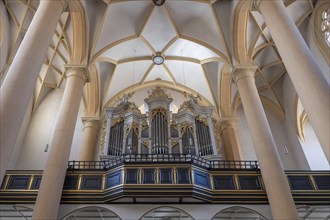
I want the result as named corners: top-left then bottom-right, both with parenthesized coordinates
top-left (0, 0), bottom-right (329, 219)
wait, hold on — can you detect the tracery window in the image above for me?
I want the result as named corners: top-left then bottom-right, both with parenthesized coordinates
top-left (321, 9), bottom-right (330, 47)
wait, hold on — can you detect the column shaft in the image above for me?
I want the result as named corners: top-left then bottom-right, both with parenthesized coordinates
top-left (234, 67), bottom-right (298, 219)
top-left (257, 0), bottom-right (330, 162)
top-left (78, 118), bottom-right (99, 161)
top-left (207, 116), bottom-right (217, 155)
top-left (220, 119), bottom-right (242, 160)
top-left (0, 0), bottom-right (65, 183)
top-left (32, 67), bottom-right (88, 219)
top-left (104, 110), bottom-right (112, 155)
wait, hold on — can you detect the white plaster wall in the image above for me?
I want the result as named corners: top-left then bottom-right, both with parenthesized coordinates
top-left (235, 106), bottom-right (257, 161)
top-left (282, 75), bottom-right (311, 170)
top-left (300, 122), bottom-right (329, 170)
top-left (8, 97), bottom-right (33, 169)
top-left (263, 108), bottom-right (299, 170)
top-left (15, 89), bottom-right (64, 170)
top-left (235, 102), bottom-right (301, 170)
top-left (69, 103), bottom-right (84, 161)
top-left (58, 204), bottom-right (272, 220)
top-left (14, 89), bottom-right (84, 169)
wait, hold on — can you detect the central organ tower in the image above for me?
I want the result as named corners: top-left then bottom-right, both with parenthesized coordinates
top-left (103, 87), bottom-right (218, 158)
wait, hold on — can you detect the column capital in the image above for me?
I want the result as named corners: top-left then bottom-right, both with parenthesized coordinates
top-left (81, 117), bottom-right (100, 130)
top-left (65, 65), bottom-right (90, 83)
top-left (232, 66), bottom-right (258, 83)
top-left (219, 117), bottom-right (238, 132)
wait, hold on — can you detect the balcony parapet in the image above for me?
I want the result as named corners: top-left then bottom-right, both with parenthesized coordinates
top-left (1, 159), bottom-right (329, 205)
top-left (68, 154), bottom-right (260, 171)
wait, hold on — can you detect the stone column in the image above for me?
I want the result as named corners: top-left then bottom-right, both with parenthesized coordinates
top-left (78, 118), bottom-right (99, 161)
top-left (32, 66), bottom-right (89, 220)
top-left (207, 114), bottom-right (217, 155)
top-left (233, 66), bottom-right (298, 219)
top-left (0, 0), bottom-right (66, 183)
top-left (220, 118), bottom-right (242, 160)
top-left (254, 0), bottom-right (330, 162)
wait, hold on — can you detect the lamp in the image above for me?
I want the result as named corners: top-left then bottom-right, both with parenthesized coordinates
top-left (153, 0), bottom-right (165, 6)
top-left (152, 52), bottom-right (165, 65)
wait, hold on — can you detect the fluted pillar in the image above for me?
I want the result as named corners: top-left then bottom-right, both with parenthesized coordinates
top-left (0, 0), bottom-right (66, 183)
top-left (220, 118), bottom-right (242, 160)
top-left (32, 66), bottom-right (89, 219)
top-left (254, 0), bottom-right (330, 162)
top-left (233, 66), bottom-right (298, 219)
top-left (78, 118), bottom-right (100, 161)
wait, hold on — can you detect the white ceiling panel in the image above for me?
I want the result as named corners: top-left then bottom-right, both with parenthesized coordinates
top-left (106, 60), bottom-right (153, 100)
top-left (165, 60), bottom-right (214, 105)
top-left (166, 1), bottom-right (227, 56)
top-left (94, 1), bottom-right (151, 54)
top-left (165, 38), bottom-right (219, 60)
top-left (99, 38), bottom-right (152, 61)
top-left (144, 64), bottom-right (174, 83)
top-left (141, 6), bottom-right (177, 52)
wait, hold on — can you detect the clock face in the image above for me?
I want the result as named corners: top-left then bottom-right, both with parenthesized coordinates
top-left (153, 55), bottom-right (164, 65)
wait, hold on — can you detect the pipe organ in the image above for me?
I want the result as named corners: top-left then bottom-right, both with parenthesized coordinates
top-left (104, 87), bottom-right (218, 158)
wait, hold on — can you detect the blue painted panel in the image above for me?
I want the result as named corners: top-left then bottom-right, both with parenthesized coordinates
top-left (143, 169), bottom-right (155, 184)
top-left (194, 171), bottom-right (210, 189)
top-left (238, 176), bottom-right (261, 190)
top-left (7, 176), bottom-right (30, 189)
top-left (213, 175), bottom-right (235, 190)
top-left (160, 169), bottom-right (172, 184)
top-left (81, 175), bottom-right (102, 190)
top-left (126, 169), bottom-right (138, 184)
top-left (177, 169), bottom-right (190, 184)
top-left (288, 176), bottom-right (313, 190)
top-left (314, 176), bottom-right (330, 190)
top-left (63, 175), bottom-right (78, 190)
top-left (106, 172), bottom-right (121, 188)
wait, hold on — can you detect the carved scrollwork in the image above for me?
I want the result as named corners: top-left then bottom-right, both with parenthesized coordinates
top-left (99, 117), bottom-right (107, 155)
top-left (212, 119), bottom-right (223, 154)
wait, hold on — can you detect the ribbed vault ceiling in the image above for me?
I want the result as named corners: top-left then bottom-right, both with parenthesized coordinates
top-left (0, 0), bottom-right (315, 118)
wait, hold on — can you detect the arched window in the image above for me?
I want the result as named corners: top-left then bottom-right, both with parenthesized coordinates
top-left (140, 206), bottom-right (194, 220)
top-left (212, 206), bottom-right (268, 220)
top-left (321, 9), bottom-right (330, 47)
top-left (0, 205), bottom-right (33, 219)
top-left (62, 206), bottom-right (121, 220)
top-left (313, 2), bottom-right (330, 64)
